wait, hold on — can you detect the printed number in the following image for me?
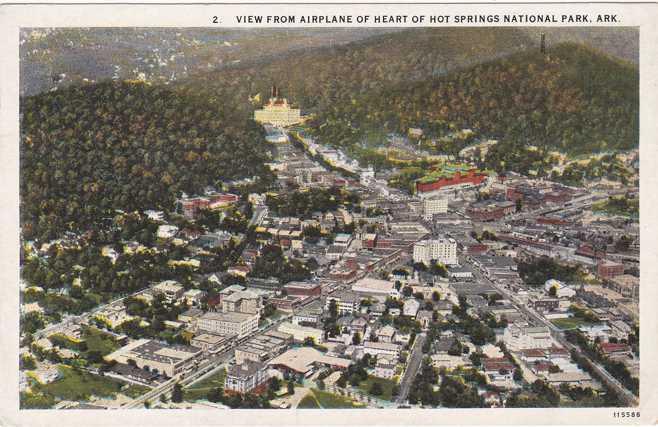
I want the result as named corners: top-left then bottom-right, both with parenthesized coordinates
top-left (613, 411), bottom-right (640, 418)
top-left (212, 16), bottom-right (219, 23)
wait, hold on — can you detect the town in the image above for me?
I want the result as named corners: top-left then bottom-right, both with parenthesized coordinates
top-left (19, 85), bottom-right (639, 411)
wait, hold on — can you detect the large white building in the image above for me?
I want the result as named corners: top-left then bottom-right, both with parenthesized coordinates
top-left (105, 339), bottom-right (202, 378)
top-left (253, 86), bottom-right (302, 127)
top-left (413, 238), bottom-right (457, 266)
top-left (351, 277), bottom-right (399, 301)
top-left (503, 324), bottom-right (553, 351)
top-left (423, 198), bottom-right (448, 219)
top-left (197, 311), bottom-right (259, 338)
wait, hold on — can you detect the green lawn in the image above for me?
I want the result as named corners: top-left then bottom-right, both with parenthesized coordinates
top-left (83, 327), bottom-right (120, 355)
top-left (298, 393), bottom-right (321, 408)
top-left (551, 317), bottom-right (590, 330)
top-left (311, 389), bottom-right (360, 408)
top-left (184, 368), bottom-right (226, 401)
top-left (357, 376), bottom-right (397, 401)
top-left (34, 365), bottom-right (124, 402)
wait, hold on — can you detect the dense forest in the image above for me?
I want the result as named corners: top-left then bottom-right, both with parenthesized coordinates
top-left (20, 81), bottom-right (273, 241)
top-left (176, 30), bottom-right (638, 158)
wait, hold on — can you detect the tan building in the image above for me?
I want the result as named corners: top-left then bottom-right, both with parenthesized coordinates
top-left (222, 290), bottom-right (262, 315)
top-left (253, 86), bottom-right (302, 127)
top-left (197, 311), bottom-right (259, 338)
top-left (105, 339), bottom-right (202, 378)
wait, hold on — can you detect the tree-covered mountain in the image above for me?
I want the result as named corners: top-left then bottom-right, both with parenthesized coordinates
top-left (176, 29), bottom-right (638, 156)
top-left (20, 81), bottom-right (273, 241)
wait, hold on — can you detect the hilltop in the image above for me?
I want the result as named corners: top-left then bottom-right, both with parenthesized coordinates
top-left (20, 81), bottom-right (273, 241)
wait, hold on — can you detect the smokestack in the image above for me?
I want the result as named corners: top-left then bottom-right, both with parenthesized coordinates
top-left (540, 33), bottom-right (546, 54)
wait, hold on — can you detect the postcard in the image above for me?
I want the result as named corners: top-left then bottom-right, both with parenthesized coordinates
top-left (0, 2), bottom-right (656, 425)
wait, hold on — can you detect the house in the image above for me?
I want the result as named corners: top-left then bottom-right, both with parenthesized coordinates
top-left (225, 360), bottom-right (269, 394)
top-left (598, 342), bottom-right (632, 359)
top-left (402, 299), bottom-right (421, 317)
top-left (183, 289), bottom-right (206, 307)
top-left (544, 279), bottom-right (576, 298)
top-left (434, 300), bottom-right (454, 317)
top-left (152, 280), bottom-right (185, 303)
top-left (156, 225), bottom-right (179, 239)
top-left (376, 325), bottom-right (397, 343)
top-left (416, 310), bottom-right (433, 330)
top-left (374, 355), bottom-right (397, 379)
top-left (482, 357), bottom-right (516, 382)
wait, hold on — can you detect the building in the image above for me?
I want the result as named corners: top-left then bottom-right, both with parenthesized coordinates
top-left (607, 275), bottom-right (639, 300)
top-left (544, 279), bottom-right (576, 298)
top-left (325, 291), bottom-right (360, 315)
top-left (253, 86), bottom-right (302, 127)
top-left (190, 333), bottom-right (231, 354)
top-left (152, 280), bottom-right (185, 303)
top-left (225, 360), bottom-right (269, 394)
top-left (416, 169), bottom-right (488, 198)
top-left (363, 341), bottom-right (401, 358)
top-left (423, 198), bottom-right (448, 219)
top-left (277, 322), bottom-right (324, 344)
top-left (467, 201), bottom-right (515, 222)
top-left (197, 311), bottom-right (259, 338)
top-left (183, 289), bottom-right (206, 307)
top-left (105, 339), bottom-right (202, 378)
top-left (234, 330), bottom-right (293, 365)
top-left (292, 304), bottom-right (323, 327)
top-left (156, 225), bottom-right (179, 239)
top-left (503, 325), bottom-right (553, 351)
top-left (351, 277), bottom-right (399, 301)
top-left (402, 299), bottom-right (421, 317)
top-left (284, 281), bottom-right (322, 298)
top-left (267, 347), bottom-right (351, 377)
top-left (597, 259), bottom-right (625, 279)
top-left (374, 355), bottom-right (397, 379)
top-left (376, 325), bottom-right (397, 343)
top-left (413, 238), bottom-right (457, 266)
top-left (222, 290), bottom-right (263, 315)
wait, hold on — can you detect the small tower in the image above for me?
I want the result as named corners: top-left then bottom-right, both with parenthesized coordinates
top-left (271, 85), bottom-right (277, 99)
top-left (540, 33), bottom-right (546, 54)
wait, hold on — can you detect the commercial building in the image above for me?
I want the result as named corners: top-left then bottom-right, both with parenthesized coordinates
top-left (253, 86), bottom-right (302, 127)
top-left (467, 201), bottom-right (515, 222)
top-left (351, 277), bottom-right (399, 301)
top-left (222, 290), bottom-right (263, 315)
top-left (284, 281), bottom-right (322, 298)
top-left (197, 311), bottom-right (259, 338)
top-left (597, 259), bottom-right (625, 279)
top-left (277, 322), bottom-right (324, 344)
top-left (325, 291), bottom-right (360, 315)
top-left (416, 169), bottom-right (488, 198)
top-left (423, 198), bottom-right (448, 219)
top-left (412, 238), bottom-right (457, 266)
top-left (105, 339), bottom-right (202, 378)
top-left (190, 333), bottom-right (232, 354)
top-left (544, 279), bottom-right (577, 298)
top-left (267, 347), bottom-right (351, 377)
top-left (503, 325), bottom-right (553, 352)
top-left (234, 330), bottom-right (293, 365)
top-left (225, 360), bottom-right (269, 394)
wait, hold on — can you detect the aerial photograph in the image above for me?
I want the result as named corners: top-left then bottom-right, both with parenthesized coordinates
top-left (18, 27), bottom-right (639, 410)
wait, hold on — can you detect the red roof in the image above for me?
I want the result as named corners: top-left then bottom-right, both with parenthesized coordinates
top-left (416, 170), bottom-right (487, 193)
top-left (599, 342), bottom-right (630, 354)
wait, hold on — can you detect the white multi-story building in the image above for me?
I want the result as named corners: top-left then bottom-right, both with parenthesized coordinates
top-left (413, 238), bottom-right (457, 266)
top-left (197, 311), bottom-right (259, 338)
top-left (423, 198), bottom-right (448, 219)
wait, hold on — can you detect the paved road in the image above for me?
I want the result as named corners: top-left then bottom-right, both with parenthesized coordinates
top-left (395, 332), bottom-right (426, 405)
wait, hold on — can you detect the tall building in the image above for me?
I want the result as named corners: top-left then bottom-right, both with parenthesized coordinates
top-left (253, 85), bottom-right (302, 127)
top-left (423, 198), bottom-right (448, 219)
top-left (413, 238), bottom-right (457, 266)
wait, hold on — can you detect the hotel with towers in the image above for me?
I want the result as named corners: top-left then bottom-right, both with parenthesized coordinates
top-left (253, 85), bottom-right (303, 127)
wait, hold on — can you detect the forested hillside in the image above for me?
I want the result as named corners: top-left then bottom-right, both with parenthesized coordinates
top-left (20, 81), bottom-right (272, 241)
top-left (177, 30), bottom-right (638, 156)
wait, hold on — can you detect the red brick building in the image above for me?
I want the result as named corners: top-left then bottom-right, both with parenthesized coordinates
top-left (597, 259), bottom-right (625, 279)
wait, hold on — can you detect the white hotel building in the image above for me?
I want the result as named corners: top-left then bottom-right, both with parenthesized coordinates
top-left (413, 238), bottom-right (458, 266)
